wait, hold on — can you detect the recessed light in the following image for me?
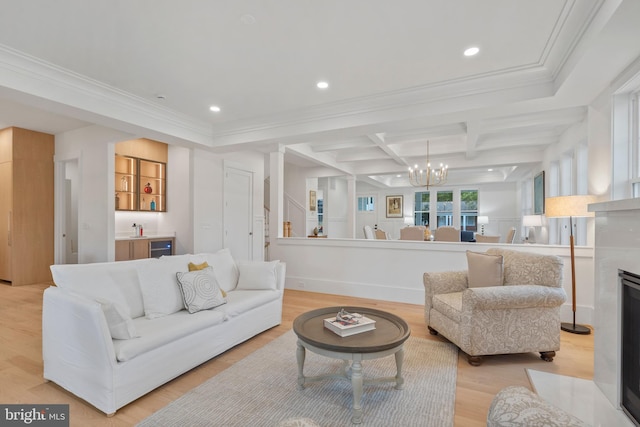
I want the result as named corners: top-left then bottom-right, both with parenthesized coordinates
top-left (316, 81), bottom-right (329, 89)
top-left (487, 168), bottom-right (494, 172)
top-left (464, 47), bottom-right (480, 57)
top-left (209, 105), bottom-right (221, 112)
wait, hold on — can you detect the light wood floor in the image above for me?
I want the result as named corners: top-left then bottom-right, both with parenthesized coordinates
top-left (0, 283), bottom-right (593, 426)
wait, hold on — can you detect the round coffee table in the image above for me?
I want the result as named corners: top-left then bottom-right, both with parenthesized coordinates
top-left (293, 306), bottom-right (410, 424)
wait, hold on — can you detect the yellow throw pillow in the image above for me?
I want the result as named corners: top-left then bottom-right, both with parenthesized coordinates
top-left (188, 261), bottom-right (209, 271)
top-left (187, 261), bottom-right (227, 297)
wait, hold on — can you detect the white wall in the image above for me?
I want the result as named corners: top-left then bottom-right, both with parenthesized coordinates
top-left (55, 125), bottom-right (133, 263)
top-left (191, 148), bottom-right (265, 258)
top-left (271, 237), bottom-right (595, 325)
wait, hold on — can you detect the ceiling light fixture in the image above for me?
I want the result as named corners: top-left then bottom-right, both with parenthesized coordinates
top-left (209, 105), bottom-right (221, 112)
top-left (408, 140), bottom-right (449, 188)
top-left (316, 81), bottom-right (329, 89)
top-left (464, 46), bottom-right (480, 57)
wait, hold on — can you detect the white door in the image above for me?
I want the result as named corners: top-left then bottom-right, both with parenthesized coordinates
top-left (224, 166), bottom-right (253, 261)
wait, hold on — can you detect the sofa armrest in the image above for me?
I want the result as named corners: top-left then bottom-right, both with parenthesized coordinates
top-left (462, 285), bottom-right (567, 311)
top-left (43, 287), bottom-right (117, 380)
top-left (275, 261), bottom-right (286, 291)
top-left (423, 271), bottom-right (468, 297)
top-left (423, 271), bottom-right (468, 325)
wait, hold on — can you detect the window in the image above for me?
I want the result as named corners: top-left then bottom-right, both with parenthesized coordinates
top-left (436, 191), bottom-right (453, 227)
top-left (460, 190), bottom-right (478, 231)
top-left (357, 196), bottom-right (375, 212)
top-left (414, 192), bottom-right (430, 226)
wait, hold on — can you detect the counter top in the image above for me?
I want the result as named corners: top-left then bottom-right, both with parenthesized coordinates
top-left (115, 234), bottom-right (175, 241)
top-left (588, 198), bottom-right (640, 213)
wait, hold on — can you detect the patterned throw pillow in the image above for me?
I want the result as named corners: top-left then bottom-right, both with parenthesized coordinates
top-left (188, 261), bottom-right (227, 296)
top-left (176, 267), bottom-right (227, 314)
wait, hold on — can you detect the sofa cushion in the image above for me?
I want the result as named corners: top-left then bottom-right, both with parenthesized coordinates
top-left (113, 309), bottom-right (227, 362)
top-left (138, 256), bottom-right (191, 319)
top-left (50, 258), bottom-right (149, 318)
top-left (96, 298), bottom-right (139, 340)
top-left (236, 260), bottom-right (279, 290)
top-left (176, 267), bottom-right (227, 314)
top-left (222, 289), bottom-right (282, 318)
top-left (466, 251), bottom-right (504, 288)
top-left (190, 249), bottom-right (239, 293)
top-left (432, 292), bottom-right (463, 323)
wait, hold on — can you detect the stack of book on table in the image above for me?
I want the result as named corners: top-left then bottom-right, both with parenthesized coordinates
top-left (323, 309), bottom-right (376, 337)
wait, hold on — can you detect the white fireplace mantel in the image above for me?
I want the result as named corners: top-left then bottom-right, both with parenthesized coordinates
top-left (591, 198), bottom-right (640, 416)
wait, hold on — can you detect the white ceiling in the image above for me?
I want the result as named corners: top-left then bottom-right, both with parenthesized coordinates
top-left (0, 0), bottom-right (639, 187)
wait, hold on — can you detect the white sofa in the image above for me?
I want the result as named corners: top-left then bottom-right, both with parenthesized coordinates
top-left (43, 249), bottom-right (286, 416)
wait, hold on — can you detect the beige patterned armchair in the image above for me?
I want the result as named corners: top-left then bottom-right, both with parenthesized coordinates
top-left (423, 248), bottom-right (567, 365)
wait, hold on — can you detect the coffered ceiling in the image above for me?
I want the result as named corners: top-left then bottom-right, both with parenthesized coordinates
top-left (0, 0), bottom-right (639, 186)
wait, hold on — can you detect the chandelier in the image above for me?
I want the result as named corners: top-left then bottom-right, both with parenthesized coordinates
top-left (408, 140), bottom-right (449, 188)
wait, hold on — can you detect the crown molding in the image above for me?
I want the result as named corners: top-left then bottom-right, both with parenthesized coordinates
top-left (0, 44), bottom-right (213, 145)
top-left (208, 64), bottom-right (555, 148)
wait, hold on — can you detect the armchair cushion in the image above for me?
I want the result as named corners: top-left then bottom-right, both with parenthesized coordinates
top-left (466, 251), bottom-right (503, 288)
top-left (432, 292), bottom-right (463, 323)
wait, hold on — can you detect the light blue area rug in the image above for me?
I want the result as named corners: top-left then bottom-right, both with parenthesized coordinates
top-left (137, 330), bottom-right (458, 426)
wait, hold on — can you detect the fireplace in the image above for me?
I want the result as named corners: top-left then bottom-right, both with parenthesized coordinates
top-left (592, 198), bottom-right (640, 426)
top-left (622, 271), bottom-right (640, 425)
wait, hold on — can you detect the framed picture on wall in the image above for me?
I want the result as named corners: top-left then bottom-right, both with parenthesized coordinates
top-left (533, 171), bottom-right (545, 214)
top-left (386, 195), bottom-right (403, 218)
top-left (309, 190), bottom-right (316, 211)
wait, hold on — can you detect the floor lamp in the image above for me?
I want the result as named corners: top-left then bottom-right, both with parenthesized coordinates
top-left (545, 195), bottom-right (596, 335)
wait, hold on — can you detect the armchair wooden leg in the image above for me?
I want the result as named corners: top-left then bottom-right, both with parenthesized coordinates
top-left (467, 355), bottom-right (483, 366)
top-left (540, 351), bottom-right (555, 362)
top-left (427, 326), bottom-right (438, 335)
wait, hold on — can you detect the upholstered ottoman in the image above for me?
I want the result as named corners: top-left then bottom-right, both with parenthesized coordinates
top-left (487, 386), bottom-right (587, 426)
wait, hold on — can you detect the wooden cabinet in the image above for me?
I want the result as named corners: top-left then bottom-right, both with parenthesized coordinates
top-left (115, 139), bottom-right (167, 212)
top-left (115, 237), bottom-right (174, 261)
top-left (115, 239), bottom-right (150, 261)
top-left (0, 127), bottom-right (54, 286)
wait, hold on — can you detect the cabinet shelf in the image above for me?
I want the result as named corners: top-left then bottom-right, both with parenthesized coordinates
top-left (115, 155), bottom-right (166, 212)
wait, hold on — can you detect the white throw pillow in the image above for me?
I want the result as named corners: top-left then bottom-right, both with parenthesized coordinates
top-left (176, 267), bottom-right (227, 313)
top-left (466, 250), bottom-right (504, 288)
top-left (192, 249), bottom-right (239, 293)
top-left (50, 259), bottom-right (150, 318)
top-left (236, 261), bottom-right (279, 290)
top-left (138, 257), bottom-right (188, 319)
top-left (96, 298), bottom-right (139, 340)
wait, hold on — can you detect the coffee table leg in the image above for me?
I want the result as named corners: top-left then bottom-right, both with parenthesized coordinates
top-left (351, 360), bottom-right (363, 424)
top-left (296, 341), bottom-right (306, 389)
top-left (394, 346), bottom-right (405, 390)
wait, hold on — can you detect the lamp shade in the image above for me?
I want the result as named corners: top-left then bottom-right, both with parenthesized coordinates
top-left (522, 215), bottom-right (543, 227)
top-left (477, 216), bottom-right (489, 224)
top-left (545, 195), bottom-right (597, 218)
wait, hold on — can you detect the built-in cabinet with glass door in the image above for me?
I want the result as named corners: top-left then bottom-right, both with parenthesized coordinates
top-left (115, 155), bottom-right (166, 212)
